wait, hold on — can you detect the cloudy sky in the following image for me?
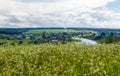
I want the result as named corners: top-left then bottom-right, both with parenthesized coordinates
top-left (0, 0), bottom-right (120, 28)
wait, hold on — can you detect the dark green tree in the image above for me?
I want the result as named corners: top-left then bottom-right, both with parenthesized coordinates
top-left (104, 35), bottom-right (115, 43)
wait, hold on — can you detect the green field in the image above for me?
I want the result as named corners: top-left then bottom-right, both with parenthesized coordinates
top-left (25, 29), bottom-right (78, 34)
top-left (25, 29), bottom-right (96, 34)
top-left (0, 43), bottom-right (120, 76)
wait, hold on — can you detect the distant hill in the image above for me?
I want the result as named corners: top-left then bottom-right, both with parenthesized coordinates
top-left (0, 28), bottom-right (119, 34)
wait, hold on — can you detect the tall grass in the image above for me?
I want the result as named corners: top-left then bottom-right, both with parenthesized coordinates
top-left (0, 43), bottom-right (120, 76)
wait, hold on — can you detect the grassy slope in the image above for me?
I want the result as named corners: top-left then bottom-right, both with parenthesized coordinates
top-left (25, 29), bottom-right (96, 34)
top-left (0, 43), bottom-right (120, 76)
top-left (25, 29), bottom-right (78, 34)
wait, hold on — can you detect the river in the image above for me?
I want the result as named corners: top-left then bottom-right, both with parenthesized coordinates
top-left (73, 37), bottom-right (97, 45)
top-left (80, 38), bottom-right (97, 45)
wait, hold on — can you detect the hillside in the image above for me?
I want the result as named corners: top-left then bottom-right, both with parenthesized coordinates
top-left (25, 29), bottom-right (96, 34)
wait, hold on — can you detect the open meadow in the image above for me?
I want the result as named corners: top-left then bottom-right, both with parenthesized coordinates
top-left (0, 43), bottom-right (120, 76)
top-left (25, 29), bottom-right (96, 34)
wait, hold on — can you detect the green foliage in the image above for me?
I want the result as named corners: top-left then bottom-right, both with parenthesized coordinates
top-left (97, 35), bottom-right (116, 44)
top-left (104, 35), bottom-right (116, 43)
top-left (18, 40), bottom-right (23, 45)
top-left (71, 39), bottom-right (81, 42)
top-left (0, 43), bottom-right (120, 76)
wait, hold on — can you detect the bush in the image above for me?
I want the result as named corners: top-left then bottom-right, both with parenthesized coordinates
top-left (18, 40), bottom-right (23, 45)
top-left (97, 35), bottom-right (116, 44)
top-left (104, 35), bottom-right (116, 43)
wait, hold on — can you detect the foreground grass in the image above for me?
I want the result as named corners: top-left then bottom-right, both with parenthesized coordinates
top-left (0, 43), bottom-right (120, 76)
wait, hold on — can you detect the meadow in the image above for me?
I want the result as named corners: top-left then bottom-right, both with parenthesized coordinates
top-left (0, 43), bottom-right (120, 76)
top-left (25, 29), bottom-right (96, 34)
top-left (25, 29), bottom-right (76, 34)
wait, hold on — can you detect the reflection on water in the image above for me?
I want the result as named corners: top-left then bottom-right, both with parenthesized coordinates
top-left (80, 38), bottom-right (97, 45)
top-left (73, 37), bottom-right (97, 45)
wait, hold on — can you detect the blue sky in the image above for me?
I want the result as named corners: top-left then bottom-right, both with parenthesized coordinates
top-left (0, 0), bottom-right (120, 28)
top-left (107, 0), bottom-right (120, 12)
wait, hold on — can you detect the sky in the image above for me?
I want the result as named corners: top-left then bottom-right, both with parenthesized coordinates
top-left (0, 0), bottom-right (120, 28)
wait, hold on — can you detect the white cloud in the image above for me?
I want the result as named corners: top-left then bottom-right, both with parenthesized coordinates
top-left (0, 0), bottom-right (120, 28)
